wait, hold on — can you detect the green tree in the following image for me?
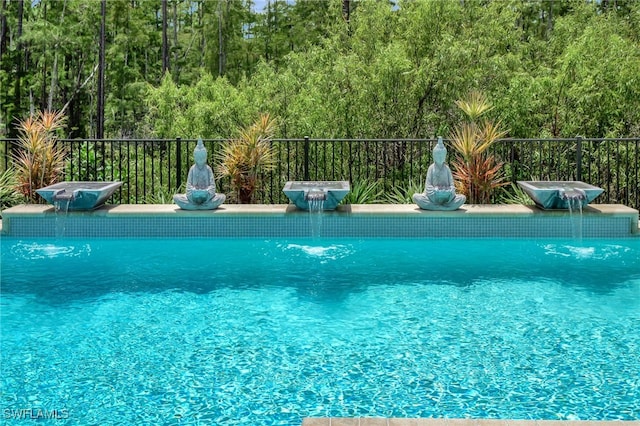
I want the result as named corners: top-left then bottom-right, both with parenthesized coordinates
top-left (3, 0), bottom-right (640, 140)
top-left (2, 0), bottom-right (100, 137)
top-left (551, 6), bottom-right (640, 137)
top-left (144, 72), bottom-right (253, 139)
top-left (201, 0), bottom-right (255, 84)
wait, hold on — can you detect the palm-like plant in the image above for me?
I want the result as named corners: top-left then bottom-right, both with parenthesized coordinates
top-left (498, 183), bottom-right (534, 205)
top-left (382, 179), bottom-right (425, 204)
top-left (13, 111), bottom-right (67, 202)
top-left (217, 113), bottom-right (277, 203)
top-left (454, 90), bottom-right (493, 121)
top-left (450, 92), bottom-right (508, 204)
top-left (453, 154), bottom-right (506, 204)
top-left (449, 122), bottom-right (478, 163)
top-left (343, 180), bottom-right (384, 204)
top-left (0, 168), bottom-right (24, 213)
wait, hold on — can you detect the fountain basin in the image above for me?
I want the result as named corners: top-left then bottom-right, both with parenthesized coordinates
top-left (36, 181), bottom-right (122, 211)
top-left (283, 181), bottom-right (350, 210)
top-left (517, 181), bottom-right (603, 210)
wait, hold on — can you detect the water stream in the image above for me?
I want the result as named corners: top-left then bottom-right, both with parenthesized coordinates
top-left (562, 188), bottom-right (586, 240)
top-left (53, 193), bottom-right (73, 238)
top-left (306, 190), bottom-right (326, 238)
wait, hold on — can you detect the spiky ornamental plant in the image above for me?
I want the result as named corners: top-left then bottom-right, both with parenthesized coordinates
top-left (343, 180), bottom-right (384, 204)
top-left (0, 168), bottom-right (24, 213)
top-left (449, 91), bottom-right (508, 204)
top-left (217, 113), bottom-right (277, 204)
top-left (13, 111), bottom-right (67, 202)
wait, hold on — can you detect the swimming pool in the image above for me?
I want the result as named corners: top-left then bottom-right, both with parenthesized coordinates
top-left (1, 237), bottom-right (639, 424)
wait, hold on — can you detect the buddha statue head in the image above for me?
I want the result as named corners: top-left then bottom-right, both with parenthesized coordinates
top-left (194, 138), bottom-right (207, 167)
top-left (433, 136), bottom-right (447, 166)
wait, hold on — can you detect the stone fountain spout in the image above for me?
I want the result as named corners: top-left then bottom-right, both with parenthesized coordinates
top-left (36, 181), bottom-right (122, 210)
top-left (52, 189), bottom-right (76, 202)
top-left (559, 187), bottom-right (587, 201)
top-left (283, 181), bottom-right (350, 211)
top-left (305, 189), bottom-right (327, 202)
top-left (517, 181), bottom-right (603, 210)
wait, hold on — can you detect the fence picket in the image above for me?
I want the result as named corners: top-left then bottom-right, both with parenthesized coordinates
top-left (1, 138), bottom-right (638, 209)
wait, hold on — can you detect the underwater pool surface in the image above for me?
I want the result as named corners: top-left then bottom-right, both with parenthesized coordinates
top-left (1, 237), bottom-right (639, 425)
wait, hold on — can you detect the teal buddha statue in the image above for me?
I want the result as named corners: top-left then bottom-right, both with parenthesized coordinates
top-left (173, 139), bottom-right (225, 210)
top-left (413, 137), bottom-right (465, 211)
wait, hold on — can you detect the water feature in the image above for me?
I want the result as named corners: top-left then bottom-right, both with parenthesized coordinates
top-left (518, 181), bottom-right (603, 239)
top-left (516, 181), bottom-right (603, 210)
top-left (306, 189), bottom-right (326, 237)
top-left (36, 181), bottom-right (122, 211)
top-left (562, 188), bottom-right (587, 239)
top-left (283, 181), bottom-right (350, 211)
top-left (52, 192), bottom-right (73, 237)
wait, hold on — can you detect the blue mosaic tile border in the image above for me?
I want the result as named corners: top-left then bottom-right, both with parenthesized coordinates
top-left (3, 214), bottom-right (635, 238)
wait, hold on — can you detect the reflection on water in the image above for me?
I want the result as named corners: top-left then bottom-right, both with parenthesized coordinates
top-left (3, 237), bottom-right (638, 304)
top-left (282, 243), bottom-right (353, 260)
top-left (11, 241), bottom-right (92, 260)
top-left (542, 243), bottom-right (630, 260)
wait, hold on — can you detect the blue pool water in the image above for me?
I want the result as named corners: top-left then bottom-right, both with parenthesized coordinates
top-left (1, 237), bottom-right (639, 425)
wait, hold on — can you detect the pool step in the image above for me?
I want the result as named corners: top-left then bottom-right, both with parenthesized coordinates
top-left (302, 420), bottom-right (640, 426)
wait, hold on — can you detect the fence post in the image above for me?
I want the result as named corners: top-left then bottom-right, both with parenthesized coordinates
top-left (303, 136), bottom-right (310, 181)
top-left (576, 136), bottom-right (582, 181)
top-left (176, 137), bottom-right (182, 190)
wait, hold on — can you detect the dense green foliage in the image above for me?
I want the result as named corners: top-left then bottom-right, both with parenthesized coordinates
top-left (0, 168), bottom-right (24, 213)
top-left (2, 0), bottom-right (639, 140)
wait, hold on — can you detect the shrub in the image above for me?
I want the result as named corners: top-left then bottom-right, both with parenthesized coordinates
top-left (449, 91), bottom-right (508, 204)
top-left (498, 182), bottom-right (534, 205)
top-left (343, 180), bottom-right (384, 204)
top-left (382, 179), bottom-right (425, 204)
top-left (217, 114), bottom-right (277, 204)
top-left (13, 111), bottom-right (66, 202)
top-left (0, 168), bottom-right (24, 214)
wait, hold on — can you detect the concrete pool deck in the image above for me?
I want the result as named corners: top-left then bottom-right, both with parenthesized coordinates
top-left (301, 419), bottom-right (640, 426)
top-left (1, 203), bottom-right (638, 238)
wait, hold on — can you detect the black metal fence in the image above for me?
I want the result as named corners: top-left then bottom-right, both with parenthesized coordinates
top-left (1, 137), bottom-right (639, 209)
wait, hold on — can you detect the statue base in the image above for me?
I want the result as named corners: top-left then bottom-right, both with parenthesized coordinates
top-left (173, 193), bottom-right (226, 210)
top-left (413, 193), bottom-right (465, 211)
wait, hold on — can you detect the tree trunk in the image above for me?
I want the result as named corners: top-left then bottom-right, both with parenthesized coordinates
top-left (218, 0), bottom-right (224, 76)
top-left (546, 0), bottom-right (553, 39)
top-left (97, 0), bottom-right (106, 138)
top-left (48, 52), bottom-right (58, 112)
top-left (162, 0), bottom-right (169, 74)
top-left (264, 1), bottom-right (270, 62)
top-left (40, 1), bottom-right (47, 111)
top-left (172, 0), bottom-right (178, 80)
top-left (10, 0), bottom-right (24, 137)
top-left (48, 0), bottom-right (67, 112)
top-left (238, 187), bottom-right (253, 204)
top-left (198, 0), bottom-right (205, 67)
top-left (342, 0), bottom-right (350, 22)
top-left (0, 0), bottom-right (7, 62)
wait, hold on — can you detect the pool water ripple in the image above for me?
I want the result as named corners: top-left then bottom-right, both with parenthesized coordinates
top-left (1, 237), bottom-right (639, 424)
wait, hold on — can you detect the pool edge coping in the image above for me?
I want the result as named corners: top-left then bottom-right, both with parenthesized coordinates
top-left (2, 202), bottom-right (638, 217)
top-left (1, 203), bottom-right (639, 236)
